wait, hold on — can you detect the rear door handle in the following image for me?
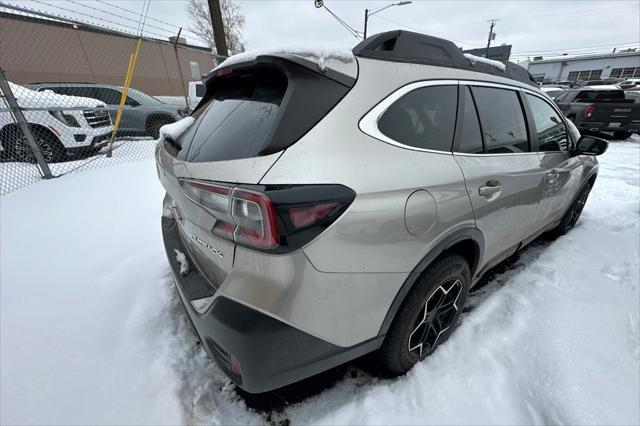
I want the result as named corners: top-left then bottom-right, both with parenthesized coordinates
top-left (547, 170), bottom-right (560, 184)
top-left (479, 180), bottom-right (501, 197)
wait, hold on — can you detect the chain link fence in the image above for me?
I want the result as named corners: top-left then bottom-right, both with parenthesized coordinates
top-left (0, 4), bottom-right (214, 195)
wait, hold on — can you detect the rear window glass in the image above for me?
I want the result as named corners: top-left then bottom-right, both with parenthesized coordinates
top-left (575, 90), bottom-right (625, 101)
top-left (378, 85), bottom-right (457, 152)
top-left (171, 62), bottom-right (353, 162)
top-left (184, 69), bottom-right (287, 162)
top-left (195, 83), bottom-right (205, 97)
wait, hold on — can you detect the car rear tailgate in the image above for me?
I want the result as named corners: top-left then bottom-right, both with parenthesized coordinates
top-left (157, 147), bottom-right (283, 287)
top-left (587, 102), bottom-right (640, 125)
top-left (156, 53), bottom-right (356, 285)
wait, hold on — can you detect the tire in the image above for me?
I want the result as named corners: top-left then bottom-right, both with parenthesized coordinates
top-left (549, 182), bottom-right (592, 238)
top-left (6, 126), bottom-right (66, 163)
top-left (378, 254), bottom-right (470, 374)
top-left (613, 130), bottom-right (632, 140)
top-left (148, 116), bottom-right (175, 139)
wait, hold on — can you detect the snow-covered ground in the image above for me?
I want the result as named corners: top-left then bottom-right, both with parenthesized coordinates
top-left (1, 138), bottom-right (639, 425)
top-left (0, 138), bottom-right (156, 195)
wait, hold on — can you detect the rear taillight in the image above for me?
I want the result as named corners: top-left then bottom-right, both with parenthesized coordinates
top-left (231, 189), bottom-right (279, 249)
top-left (585, 105), bottom-right (594, 118)
top-left (289, 203), bottom-right (338, 228)
top-left (179, 180), bottom-right (355, 253)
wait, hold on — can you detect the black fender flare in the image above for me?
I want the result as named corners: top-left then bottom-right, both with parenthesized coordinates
top-left (377, 227), bottom-right (484, 336)
top-left (558, 169), bottom-right (598, 220)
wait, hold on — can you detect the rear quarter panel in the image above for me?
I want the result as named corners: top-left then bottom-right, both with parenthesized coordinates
top-left (261, 59), bottom-right (492, 274)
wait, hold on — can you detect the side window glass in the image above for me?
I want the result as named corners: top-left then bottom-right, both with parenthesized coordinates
top-left (457, 87), bottom-right (483, 154)
top-left (554, 91), bottom-right (569, 103)
top-left (378, 85), bottom-right (458, 152)
top-left (125, 96), bottom-right (139, 107)
top-left (526, 94), bottom-right (568, 152)
top-left (91, 88), bottom-right (122, 105)
top-left (49, 87), bottom-right (80, 97)
top-left (472, 87), bottom-right (530, 153)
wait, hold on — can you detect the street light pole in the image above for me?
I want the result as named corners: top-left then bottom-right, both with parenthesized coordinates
top-left (364, 9), bottom-right (368, 39)
top-left (363, 1), bottom-right (411, 39)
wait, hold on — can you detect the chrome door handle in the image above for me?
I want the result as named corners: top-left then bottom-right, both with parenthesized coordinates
top-left (479, 180), bottom-right (501, 197)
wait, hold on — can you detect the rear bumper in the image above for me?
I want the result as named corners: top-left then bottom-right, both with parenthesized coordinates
top-left (161, 217), bottom-right (382, 393)
top-left (578, 121), bottom-right (640, 134)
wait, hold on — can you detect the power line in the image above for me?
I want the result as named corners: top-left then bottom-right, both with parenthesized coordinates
top-left (320, 3), bottom-right (362, 40)
top-left (499, 6), bottom-right (639, 25)
top-left (499, 5), bottom-right (638, 23)
top-left (371, 14), bottom-right (484, 47)
top-left (28, 0), bottom-right (179, 40)
top-left (365, 4), bottom-right (637, 39)
top-left (93, 0), bottom-right (200, 38)
top-left (511, 42), bottom-right (639, 55)
top-left (65, 0), bottom-right (178, 37)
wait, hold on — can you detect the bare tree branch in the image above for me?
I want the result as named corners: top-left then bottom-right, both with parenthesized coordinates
top-left (187, 0), bottom-right (245, 55)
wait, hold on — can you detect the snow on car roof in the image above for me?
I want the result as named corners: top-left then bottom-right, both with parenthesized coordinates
top-left (463, 53), bottom-right (506, 72)
top-left (6, 82), bottom-right (106, 109)
top-left (213, 46), bottom-right (355, 72)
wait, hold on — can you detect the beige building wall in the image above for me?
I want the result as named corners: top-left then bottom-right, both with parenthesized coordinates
top-left (0, 13), bottom-right (214, 96)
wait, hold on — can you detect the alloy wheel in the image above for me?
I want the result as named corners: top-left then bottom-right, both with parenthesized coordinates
top-left (567, 186), bottom-right (590, 229)
top-left (408, 279), bottom-right (463, 357)
top-left (15, 137), bottom-right (54, 163)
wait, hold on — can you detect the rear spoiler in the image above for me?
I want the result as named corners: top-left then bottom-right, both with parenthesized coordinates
top-left (204, 54), bottom-right (357, 88)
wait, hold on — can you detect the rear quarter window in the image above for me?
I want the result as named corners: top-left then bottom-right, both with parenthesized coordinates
top-left (377, 85), bottom-right (458, 152)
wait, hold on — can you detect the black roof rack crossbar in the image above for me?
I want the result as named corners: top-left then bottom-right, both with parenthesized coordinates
top-left (353, 30), bottom-right (537, 86)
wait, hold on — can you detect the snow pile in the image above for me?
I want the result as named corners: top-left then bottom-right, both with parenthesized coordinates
top-left (464, 53), bottom-right (506, 71)
top-left (214, 47), bottom-right (354, 72)
top-left (5, 82), bottom-right (106, 109)
top-left (174, 249), bottom-right (190, 276)
top-left (1, 137), bottom-right (639, 424)
top-left (157, 116), bottom-right (195, 143)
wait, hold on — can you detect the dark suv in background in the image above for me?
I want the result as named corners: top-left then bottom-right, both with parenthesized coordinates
top-left (27, 83), bottom-right (184, 138)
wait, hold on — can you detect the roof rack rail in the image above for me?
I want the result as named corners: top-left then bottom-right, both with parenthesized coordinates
top-left (352, 30), bottom-right (537, 86)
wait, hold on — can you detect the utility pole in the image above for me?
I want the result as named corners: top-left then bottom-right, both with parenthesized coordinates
top-left (207, 0), bottom-right (228, 59)
top-left (485, 19), bottom-right (499, 58)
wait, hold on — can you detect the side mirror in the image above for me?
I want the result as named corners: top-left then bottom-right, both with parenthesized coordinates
top-left (573, 135), bottom-right (608, 156)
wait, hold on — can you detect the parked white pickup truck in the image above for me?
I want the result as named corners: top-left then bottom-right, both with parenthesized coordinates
top-left (0, 82), bottom-right (114, 162)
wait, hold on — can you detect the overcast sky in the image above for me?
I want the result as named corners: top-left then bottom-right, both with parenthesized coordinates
top-left (7, 0), bottom-right (640, 62)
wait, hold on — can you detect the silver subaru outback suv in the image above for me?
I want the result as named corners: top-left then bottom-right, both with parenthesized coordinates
top-left (156, 31), bottom-right (608, 393)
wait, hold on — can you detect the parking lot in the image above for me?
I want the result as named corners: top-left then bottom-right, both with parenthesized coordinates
top-left (2, 136), bottom-right (638, 425)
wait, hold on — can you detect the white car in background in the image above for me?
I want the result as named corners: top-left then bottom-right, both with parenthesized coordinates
top-left (541, 86), bottom-right (566, 99)
top-left (0, 82), bottom-right (113, 163)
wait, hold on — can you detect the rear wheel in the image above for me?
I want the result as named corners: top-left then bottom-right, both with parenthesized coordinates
top-left (378, 254), bottom-right (470, 374)
top-left (6, 127), bottom-right (65, 163)
top-left (549, 182), bottom-right (592, 237)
